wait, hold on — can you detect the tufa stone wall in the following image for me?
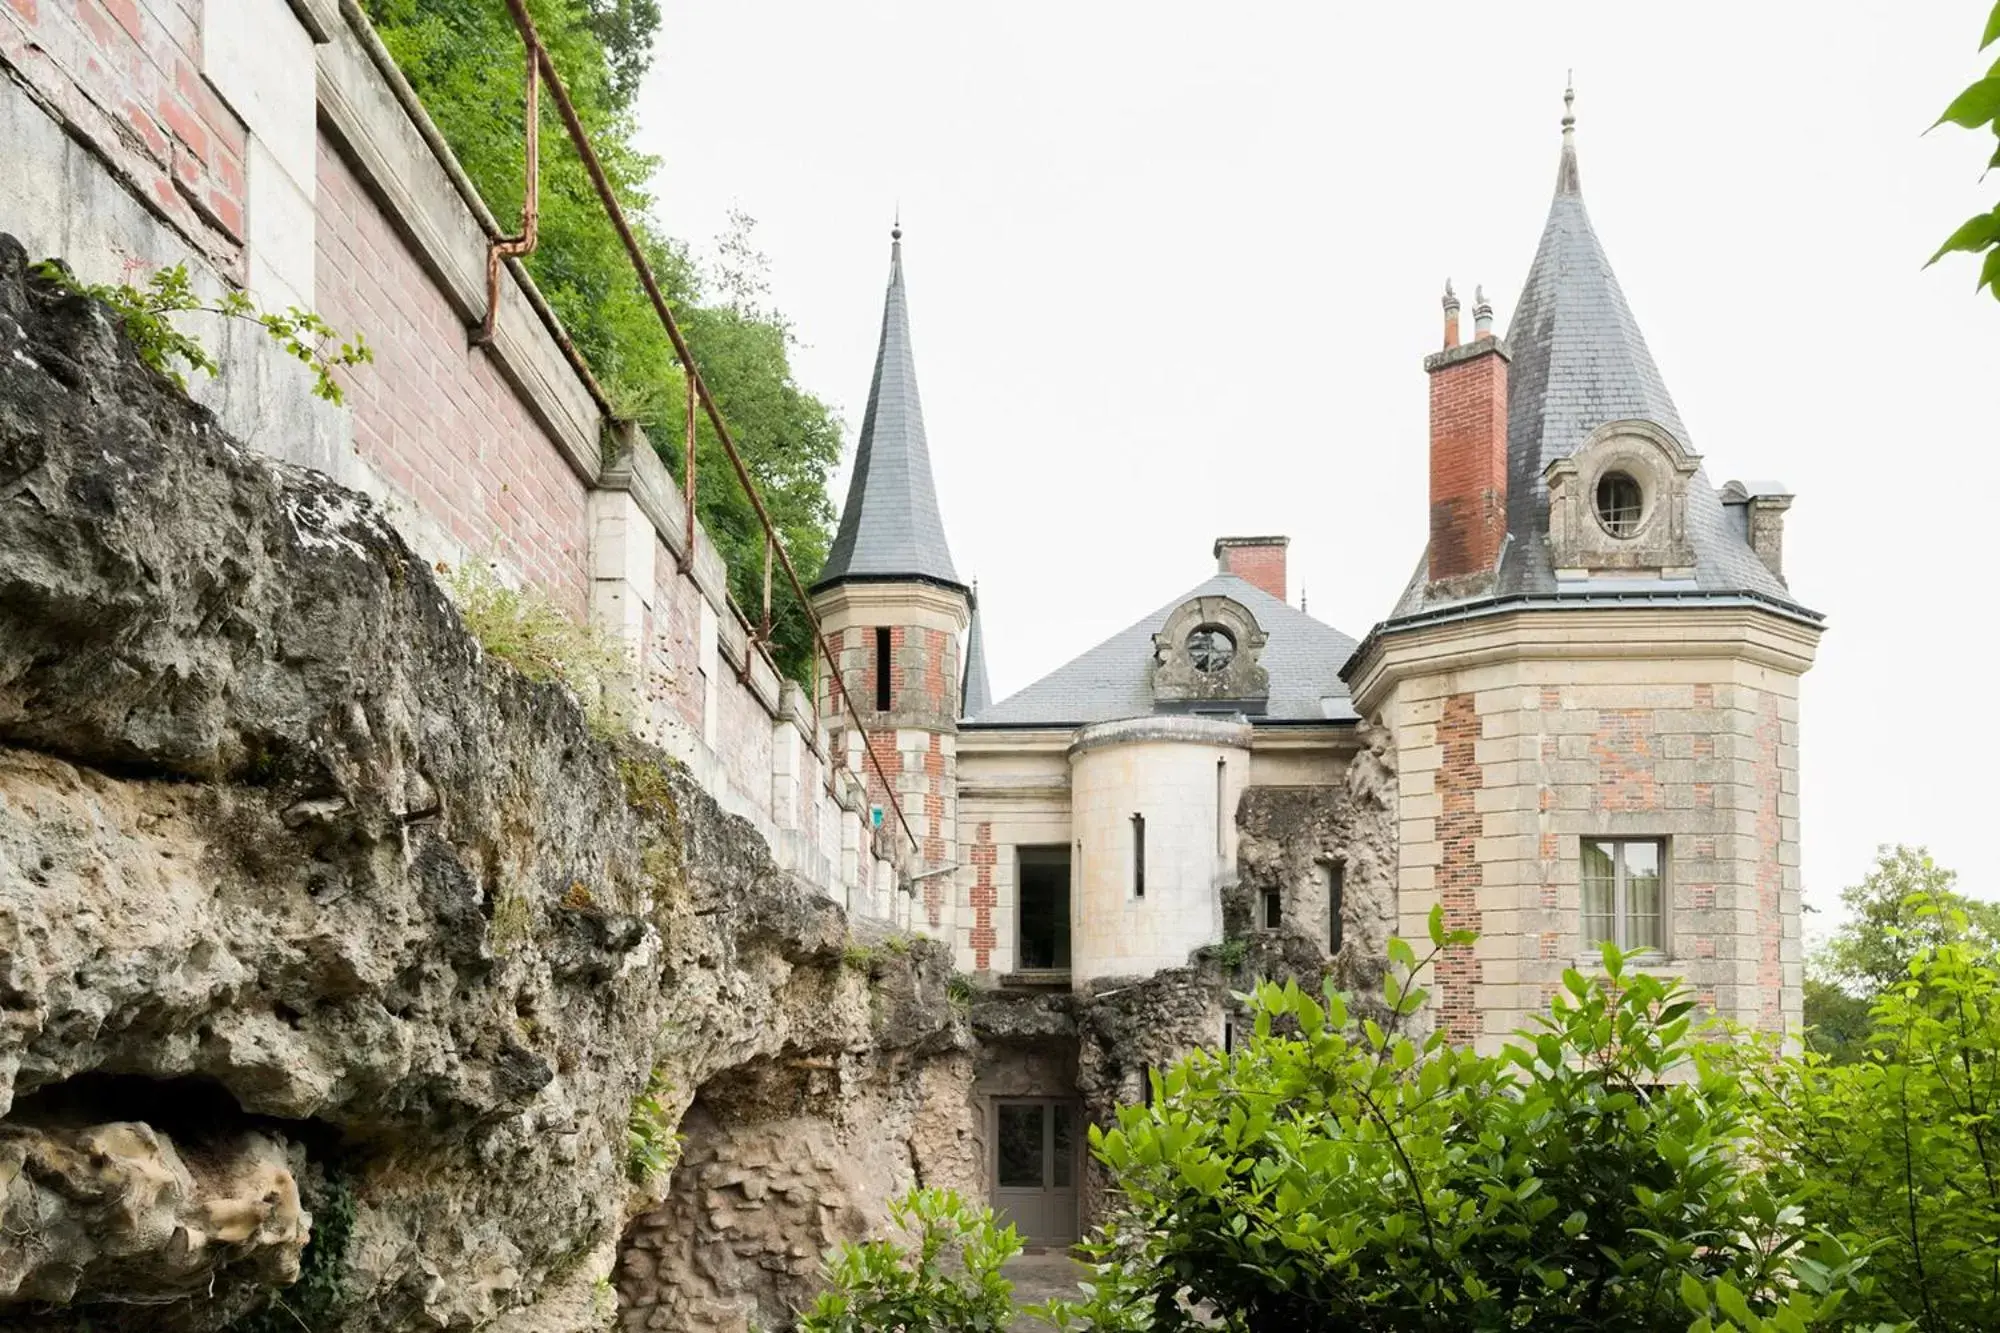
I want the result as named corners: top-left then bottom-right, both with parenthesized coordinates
top-left (0, 245), bottom-right (973, 1331)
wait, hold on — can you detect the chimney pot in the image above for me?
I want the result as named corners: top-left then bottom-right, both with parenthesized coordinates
top-left (1442, 279), bottom-right (1461, 349)
top-left (1473, 283), bottom-right (1494, 339)
top-left (1213, 536), bottom-right (1289, 602)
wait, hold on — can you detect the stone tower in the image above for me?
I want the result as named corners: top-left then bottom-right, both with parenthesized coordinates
top-left (811, 225), bottom-right (969, 936)
top-left (1343, 87), bottom-right (1824, 1049)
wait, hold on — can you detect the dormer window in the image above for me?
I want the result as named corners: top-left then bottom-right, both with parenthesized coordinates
top-left (1594, 471), bottom-right (1644, 537)
top-left (1544, 420), bottom-right (1700, 578)
top-left (1186, 625), bottom-right (1236, 673)
top-left (1150, 595), bottom-right (1269, 711)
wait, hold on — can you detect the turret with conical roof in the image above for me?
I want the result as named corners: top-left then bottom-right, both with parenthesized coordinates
top-left (811, 224), bottom-right (970, 941)
top-left (814, 225), bottom-right (963, 593)
top-left (1344, 84), bottom-right (1824, 1053)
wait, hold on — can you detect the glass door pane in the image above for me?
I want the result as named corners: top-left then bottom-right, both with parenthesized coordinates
top-left (997, 1103), bottom-right (1046, 1189)
top-left (1052, 1104), bottom-right (1075, 1188)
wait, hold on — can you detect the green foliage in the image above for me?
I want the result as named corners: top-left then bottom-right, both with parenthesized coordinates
top-left (230, 1171), bottom-right (356, 1332)
top-left (1044, 913), bottom-right (1875, 1331)
top-left (798, 1188), bottom-right (1021, 1333)
top-left (30, 260), bottom-right (372, 403)
top-left (1802, 974), bottom-right (1877, 1066)
top-left (1732, 930), bottom-right (2000, 1332)
top-left (946, 972), bottom-right (974, 1013)
top-left (1927, 3), bottom-right (2000, 300)
top-left (443, 558), bottom-right (630, 736)
top-left (364, 0), bottom-right (840, 680)
top-left (1805, 845), bottom-right (1999, 1059)
top-left (1210, 935), bottom-right (1250, 970)
top-left (627, 1066), bottom-right (683, 1186)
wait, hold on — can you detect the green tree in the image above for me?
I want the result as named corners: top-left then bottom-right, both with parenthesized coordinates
top-left (1806, 846), bottom-right (1998, 1059)
top-left (1927, 2), bottom-right (2000, 299)
top-left (363, 0), bottom-right (838, 679)
top-left (1733, 936), bottom-right (2000, 1333)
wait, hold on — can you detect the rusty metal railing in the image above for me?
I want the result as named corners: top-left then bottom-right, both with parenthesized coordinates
top-left (463, 0), bottom-right (921, 859)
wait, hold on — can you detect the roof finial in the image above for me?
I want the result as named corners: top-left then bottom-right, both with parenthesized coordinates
top-left (1562, 72), bottom-right (1575, 135)
top-left (892, 203), bottom-right (902, 243)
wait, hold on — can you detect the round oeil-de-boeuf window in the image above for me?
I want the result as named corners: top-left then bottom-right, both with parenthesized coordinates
top-left (1594, 470), bottom-right (1645, 537)
top-left (1187, 625), bottom-right (1237, 673)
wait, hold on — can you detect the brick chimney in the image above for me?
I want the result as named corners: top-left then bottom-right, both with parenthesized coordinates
top-left (1423, 281), bottom-right (1510, 586)
top-left (1214, 536), bottom-right (1288, 602)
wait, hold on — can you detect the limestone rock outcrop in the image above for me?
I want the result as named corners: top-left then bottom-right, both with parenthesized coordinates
top-left (0, 1118), bottom-right (307, 1317)
top-left (0, 238), bottom-right (970, 1331)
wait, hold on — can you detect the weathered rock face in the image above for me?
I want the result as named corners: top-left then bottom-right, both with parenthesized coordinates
top-left (619, 1039), bottom-right (978, 1332)
top-left (0, 239), bottom-right (970, 1331)
top-left (1233, 724), bottom-right (1399, 993)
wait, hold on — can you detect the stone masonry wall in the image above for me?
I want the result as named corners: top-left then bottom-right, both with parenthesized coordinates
top-left (0, 0), bottom-right (248, 277)
top-left (314, 130), bottom-right (591, 617)
top-left (1388, 655), bottom-right (1804, 1049)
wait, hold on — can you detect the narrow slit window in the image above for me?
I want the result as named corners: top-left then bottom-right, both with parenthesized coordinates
top-left (1326, 862), bottom-right (1345, 954)
top-left (1131, 813), bottom-right (1146, 899)
top-left (874, 626), bottom-right (892, 711)
top-left (1215, 757), bottom-right (1227, 855)
top-left (1262, 888), bottom-right (1282, 931)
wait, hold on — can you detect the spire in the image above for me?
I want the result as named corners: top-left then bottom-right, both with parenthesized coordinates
top-left (813, 224), bottom-right (963, 592)
top-left (1504, 81), bottom-right (1686, 552)
top-left (960, 581), bottom-right (992, 720)
top-left (1556, 74), bottom-right (1580, 196)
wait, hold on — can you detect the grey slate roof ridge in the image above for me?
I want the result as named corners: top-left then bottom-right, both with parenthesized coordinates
top-left (814, 234), bottom-right (963, 591)
top-left (970, 573), bottom-right (1361, 728)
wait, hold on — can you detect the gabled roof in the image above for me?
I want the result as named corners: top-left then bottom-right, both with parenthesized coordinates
top-left (962, 591), bottom-right (994, 720)
top-left (1387, 93), bottom-right (1814, 622)
top-left (969, 574), bottom-right (1360, 728)
top-left (814, 229), bottom-right (963, 592)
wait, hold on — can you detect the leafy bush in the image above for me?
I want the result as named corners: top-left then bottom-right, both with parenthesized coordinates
top-left (1043, 911), bottom-right (1879, 1332)
top-left (806, 900), bottom-right (2000, 1330)
top-left (797, 1188), bottom-right (1020, 1333)
top-left (1733, 927), bottom-right (2000, 1332)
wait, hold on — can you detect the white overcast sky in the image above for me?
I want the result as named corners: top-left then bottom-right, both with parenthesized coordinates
top-left (634, 2), bottom-right (2000, 919)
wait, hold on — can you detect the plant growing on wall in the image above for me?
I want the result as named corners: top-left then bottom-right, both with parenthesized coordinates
top-left (626, 1066), bottom-right (683, 1186)
top-left (30, 260), bottom-right (372, 404)
top-left (442, 558), bottom-right (632, 737)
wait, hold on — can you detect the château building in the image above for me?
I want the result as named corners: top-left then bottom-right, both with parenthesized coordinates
top-left (810, 89), bottom-right (1823, 1244)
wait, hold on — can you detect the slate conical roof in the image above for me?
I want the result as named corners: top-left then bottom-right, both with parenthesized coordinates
top-left (1375, 89), bottom-right (1812, 627)
top-left (813, 228), bottom-right (963, 592)
top-left (1502, 94), bottom-right (1687, 569)
top-left (961, 587), bottom-right (993, 720)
